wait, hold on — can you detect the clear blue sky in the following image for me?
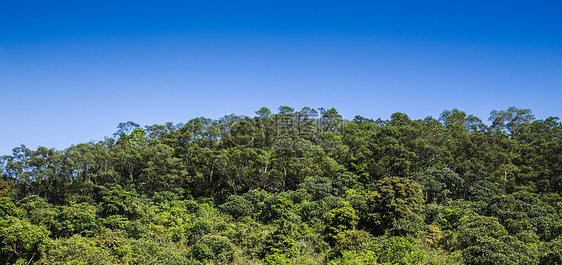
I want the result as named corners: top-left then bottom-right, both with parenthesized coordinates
top-left (1, 0), bottom-right (561, 156)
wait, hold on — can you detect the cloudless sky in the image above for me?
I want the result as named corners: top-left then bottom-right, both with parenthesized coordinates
top-left (1, 0), bottom-right (562, 156)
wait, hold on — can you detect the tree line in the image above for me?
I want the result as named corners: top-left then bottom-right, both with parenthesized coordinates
top-left (1, 106), bottom-right (561, 264)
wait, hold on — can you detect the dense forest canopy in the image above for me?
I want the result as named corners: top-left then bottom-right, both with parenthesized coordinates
top-left (1, 106), bottom-right (561, 264)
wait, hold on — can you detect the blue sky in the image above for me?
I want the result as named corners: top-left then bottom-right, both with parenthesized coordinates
top-left (1, 0), bottom-right (562, 156)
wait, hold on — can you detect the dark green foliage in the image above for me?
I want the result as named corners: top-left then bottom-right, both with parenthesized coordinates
top-left (484, 191), bottom-right (558, 238)
top-left (462, 235), bottom-right (538, 265)
top-left (540, 237), bottom-right (562, 265)
top-left (410, 169), bottom-right (463, 204)
top-left (220, 194), bottom-right (254, 219)
top-left (191, 235), bottom-right (233, 261)
top-left (298, 176), bottom-right (334, 201)
top-left (331, 171), bottom-right (362, 195)
top-left (346, 157), bottom-right (370, 184)
top-left (0, 179), bottom-right (10, 197)
top-left (99, 185), bottom-right (146, 220)
top-left (467, 180), bottom-right (506, 202)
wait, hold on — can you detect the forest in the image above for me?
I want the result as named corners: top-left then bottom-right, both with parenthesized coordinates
top-left (1, 106), bottom-right (561, 265)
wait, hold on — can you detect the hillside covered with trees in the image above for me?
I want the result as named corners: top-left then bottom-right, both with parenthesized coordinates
top-left (1, 106), bottom-right (561, 264)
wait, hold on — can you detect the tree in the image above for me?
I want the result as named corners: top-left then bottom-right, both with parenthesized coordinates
top-left (113, 121), bottom-right (140, 138)
top-left (0, 179), bottom-right (10, 198)
top-left (410, 169), bottom-right (463, 203)
top-left (378, 236), bottom-right (426, 265)
top-left (366, 177), bottom-right (425, 235)
top-left (53, 202), bottom-right (99, 238)
top-left (325, 201), bottom-right (359, 244)
top-left (489, 107), bottom-right (535, 139)
top-left (440, 108), bottom-right (486, 133)
top-left (0, 216), bottom-right (51, 265)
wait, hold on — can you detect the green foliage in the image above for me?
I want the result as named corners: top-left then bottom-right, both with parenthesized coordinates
top-left (53, 202), bottom-right (99, 238)
top-left (298, 176), bottom-right (334, 201)
top-left (0, 106), bottom-right (560, 264)
top-left (191, 234), bottom-right (234, 262)
top-left (326, 201), bottom-right (359, 244)
top-left (328, 229), bottom-right (377, 261)
top-left (100, 185), bottom-right (146, 220)
top-left (40, 234), bottom-right (118, 264)
top-left (410, 169), bottom-right (463, 203)
top-left (0, 196), bottom-right (16, 218)
top-left (0, 179), bottom-right (10, 197)
top-left (367, 177), bottom-right (425, 235)
top-left (462, 235), bottom-right (538, 265)
top-left (346, 157), bottom-right (370, 184)
top-left (454, 214), bottom-right (508, 247)
top-left (484, 191), bottom-right (558, 238)
top-left (0, 216), bottom-right (51, 265)
top-left (378, 236), bottom-right (426, 265)
top-left (332, 171), bottom-right (362, 195)
top-left (260, 193), bottom-right (301, 224)
top-left (146, 249), bottom-right (192, 265)
top-left (220, 194), bottom-right (254, 219)
top-left (445, 213), bottom-right (540, 264)
top-left (264, 252), bottom-right (290, 265)
top-left (540, 237), bottom-right (562, 265)
top-left (467, 180), bottom-right (506, 202)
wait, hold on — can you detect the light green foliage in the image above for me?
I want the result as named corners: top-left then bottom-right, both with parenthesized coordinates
top-left (101, 214), bottom-right (148, 239)
top-left (39, 234), bottom-right (118, 264)
top-left (326, 201), bottom-right (359, 243)
top-left (329, 229), bottom-right (377, 261)
top-left (128, 128), bottom-right (148, 147)
top-left (265, 252), bottom-right (290, 264)
top-left (0, 196), bottom-right (16, 218)
top-left (367, 177), bottom-right (425, 235)
top-left (146, 249), bottom-right (192, 265)
top-left (39, 233), bottom-right (181, 265)
top-left (229, 218), bottom-right (273, 260)
top-left (0, 216), bottom-right (51, 265)
top-left (378, 236), bottom-right (426, 265)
